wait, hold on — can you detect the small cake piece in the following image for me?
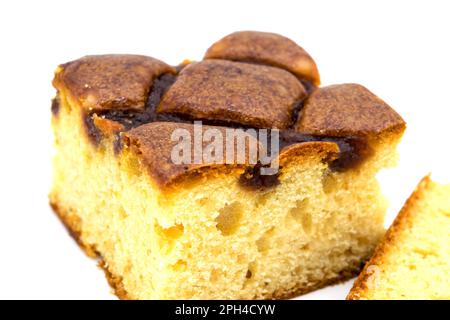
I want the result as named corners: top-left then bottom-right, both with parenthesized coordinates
top-left (348, 176), bottom-right (450, 300)
top-left (50, 31), bottom-right (406, 299)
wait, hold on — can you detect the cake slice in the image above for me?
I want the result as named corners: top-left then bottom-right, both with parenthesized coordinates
top-left (50, 31), bottom-right (406, 299)
top-left (348, 176), bottom-right (450, 300)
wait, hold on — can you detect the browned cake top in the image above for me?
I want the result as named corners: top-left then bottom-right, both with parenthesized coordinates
top-left (123, 122), bottom-right (263, 186)
top-left (204, 31), bottom-right (320, 85)
top-left (53, 31), bottom-right (406, 189)
top-left (296, 84), bottom-right (405, 138)
top-left (53, 54), bottom-right (175, 111)
top-left (158, 59), bottom-right (306, 129)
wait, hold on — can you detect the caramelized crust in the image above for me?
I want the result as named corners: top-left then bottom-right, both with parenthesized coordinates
top-left (296, 84), bottom-right (406, 138)
top-left (53, 54), bottom-right (175, 111)
top-left (121, 122), bottom-right (343, 189)
top-left (122, 122), bottom-right (262, 187)
top-left (204, 31), bottom-right (320, 85)
top-left (52, 34), bottom-right (406, 189)
top-left (158, 60), bottom-right (306, 129)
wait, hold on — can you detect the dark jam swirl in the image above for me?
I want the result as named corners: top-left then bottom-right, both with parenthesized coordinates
top-left (238, 131), bottom-right (371, 189)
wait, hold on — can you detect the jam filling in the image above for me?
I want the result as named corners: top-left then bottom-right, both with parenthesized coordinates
top-left (96, 73), bottom-right (180, 130)
top-left (81, 70), bottom-right (372, 188)
top-left (279, 131), bottom-right (371, 172)
top-left (239, 162), bottom-right (281, 189)
top-left (83, 73), bottom-right (185, 149)
top-left (239, 131), bottom-right (371, 190)
top-left (51, 96), bottom-right (61, 116)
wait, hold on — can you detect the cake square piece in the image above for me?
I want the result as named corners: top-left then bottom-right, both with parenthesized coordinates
top-left (50, 31), bottom-right (405, 299)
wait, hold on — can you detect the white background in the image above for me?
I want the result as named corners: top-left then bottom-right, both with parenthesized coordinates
top-left (0, 0), bottom-right (449, 299)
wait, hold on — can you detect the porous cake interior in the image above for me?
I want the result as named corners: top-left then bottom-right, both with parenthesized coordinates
top-left (349, 178), bottom-right (450, 300)
top-left (50, 93), bottom-right (400, 299)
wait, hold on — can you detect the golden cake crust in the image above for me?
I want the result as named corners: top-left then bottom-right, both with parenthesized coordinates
top-left (123, 122), bottom-right (340, 189)
top-left (296, 84), bottom-right (406, 139)
top-left (204, 31), bottom-right (321, 85)
top-left (53, 54), bottom-right (175, 111)
top-left (157, 59), bottom-right (306, 129)
top-left (123, 122), bottom-right (258, 187)
top-left (52, 33), bottom-right (405, 190)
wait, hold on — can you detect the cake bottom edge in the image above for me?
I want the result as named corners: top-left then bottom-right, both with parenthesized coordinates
top-left (50, 200), bottom-right (132, 300)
